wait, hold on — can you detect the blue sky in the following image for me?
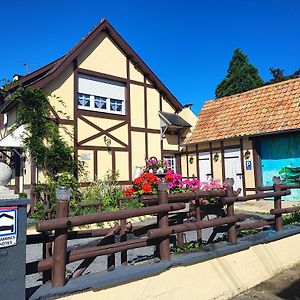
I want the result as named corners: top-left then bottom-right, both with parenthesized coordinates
top-left (1, 0), bottom-right (299, 114)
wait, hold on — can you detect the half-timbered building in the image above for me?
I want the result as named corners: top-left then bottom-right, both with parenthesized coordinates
top-left (0, 19), bottom-right (197, 196)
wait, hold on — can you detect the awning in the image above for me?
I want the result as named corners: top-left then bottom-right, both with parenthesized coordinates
top-left (0, 125), bottom-right (26, 148)
top-left (159, 111), bottom-right (191, 134)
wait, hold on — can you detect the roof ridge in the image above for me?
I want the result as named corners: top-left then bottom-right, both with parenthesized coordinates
top-left (206, 77), bottom-right (300, 104)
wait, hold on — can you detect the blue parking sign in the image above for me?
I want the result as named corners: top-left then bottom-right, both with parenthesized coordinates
top-left (245, 160), bottom-right (252, 170)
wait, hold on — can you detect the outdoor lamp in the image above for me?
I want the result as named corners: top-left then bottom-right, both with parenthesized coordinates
top-left (189, 156), bottom-right (194, 164)
top-left (244, 149), bottom-right (251, 160)
top-left (55, 186), bottom-right (72, 201)
top-left (213, 152), bottom-right (219, 162)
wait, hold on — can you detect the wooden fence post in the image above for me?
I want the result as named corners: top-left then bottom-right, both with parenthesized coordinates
top-left (157, 177), bottom-right (170, 260)
top-left (273, 176), bottom-right (283, 232)
top-left (119, 198), bottom-right (127, 265)
top-left (225, 179), bottom-right (237, 244)
top-left (52, 189), bottom-right (70, 287)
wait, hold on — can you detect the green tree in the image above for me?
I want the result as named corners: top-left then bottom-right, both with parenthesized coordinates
top-left (265, 67), bottom-right (300, 85)
top-left (215, 49), bottom-right (264, 98)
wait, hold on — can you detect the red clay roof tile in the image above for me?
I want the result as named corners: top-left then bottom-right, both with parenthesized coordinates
top-left (185, 78), bottom-right (300, 144)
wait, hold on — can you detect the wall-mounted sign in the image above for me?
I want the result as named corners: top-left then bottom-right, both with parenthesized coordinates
top-left (245, 160), bottom-right (252, 170)
top-left (80, 153), bottom-right (91, 161)
top-left (0, 206), bottom-right (17, 248)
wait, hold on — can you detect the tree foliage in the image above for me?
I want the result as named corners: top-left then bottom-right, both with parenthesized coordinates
top-left (265, 67), bottom-right (300, 85)
top-left (215, 48), bottom-right (264, 98)
top-left (5, 85), bottom-right (76, 177)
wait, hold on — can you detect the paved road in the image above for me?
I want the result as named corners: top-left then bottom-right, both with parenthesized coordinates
top-left (231, 262), bottom-right (300, 299)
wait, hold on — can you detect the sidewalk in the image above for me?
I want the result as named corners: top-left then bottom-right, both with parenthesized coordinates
top-left (235, 199), bottom-right (300, 215)
top-left (231, 262), bottom-right (300, 299)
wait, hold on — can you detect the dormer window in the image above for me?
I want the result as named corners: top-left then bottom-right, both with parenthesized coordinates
top-left (78, 75), bottom-right (125, 115)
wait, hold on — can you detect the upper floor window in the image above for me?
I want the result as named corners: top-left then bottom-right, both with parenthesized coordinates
top-left (78, 75), bottom-right (125, 115)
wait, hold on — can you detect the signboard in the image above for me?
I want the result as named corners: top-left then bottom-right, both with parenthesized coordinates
top-left (245, 160), bottom-right (252, 170)
top-left (0, 206), bottom-right (17, 248)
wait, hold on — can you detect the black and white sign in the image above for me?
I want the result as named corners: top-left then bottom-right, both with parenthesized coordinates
top-left (0, 206), bottom-right (17, 248)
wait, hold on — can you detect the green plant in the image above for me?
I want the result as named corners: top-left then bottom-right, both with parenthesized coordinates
top-left (6, 85), bottom-right (79, 177)
top-left (283, 210), bottom-right (300, 225)
top-left (31, 172), bottom-right (81, 220)
top-left (170, 241), bottom-right (202, 254)
top-left (81, 170), bottom-right (122, 211)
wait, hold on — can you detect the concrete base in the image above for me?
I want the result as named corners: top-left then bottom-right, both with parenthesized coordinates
top-left (30, 226), bottom-right (300, 300)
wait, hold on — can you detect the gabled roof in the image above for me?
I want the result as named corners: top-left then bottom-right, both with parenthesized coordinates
top-left (3, 19), bottom-right (183, 112)
top-left (185, 78), bottom-right (300, 144)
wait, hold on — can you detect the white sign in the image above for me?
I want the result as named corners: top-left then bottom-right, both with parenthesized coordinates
top-left (0, 206), bottom-right (17, 248)
top-left (80, 153), bottom-right (91, 161)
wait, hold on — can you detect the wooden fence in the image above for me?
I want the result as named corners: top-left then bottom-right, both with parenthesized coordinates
top-left (26, 178), bottom-right (300, 288)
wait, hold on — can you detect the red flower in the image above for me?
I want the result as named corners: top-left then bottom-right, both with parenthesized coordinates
top-left (165, 174), bottom-right (173, 182)
top-left (142, 182), bottom-right (152, 193)
top-left (123, 187), bottom-right (135, 197)
top-left (133, 177), bottom-right (142, 185)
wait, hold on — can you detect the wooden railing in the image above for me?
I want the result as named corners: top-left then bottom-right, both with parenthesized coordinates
top-left (26, 179), bottom-right (300, 288)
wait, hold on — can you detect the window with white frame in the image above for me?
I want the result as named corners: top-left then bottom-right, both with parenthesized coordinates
top-left (164, 155), bottom-right (176, 172)
top-left (78, 75), bottom-right (125, 115)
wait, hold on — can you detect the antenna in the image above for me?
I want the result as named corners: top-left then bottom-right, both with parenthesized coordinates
top-left (19, 62), bottom-right (39, 75)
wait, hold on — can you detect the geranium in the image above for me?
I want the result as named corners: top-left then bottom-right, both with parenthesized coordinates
top-left (123, 187), bottom-right (135, 197)
top-left (142, 182), bottom-right (152, 193)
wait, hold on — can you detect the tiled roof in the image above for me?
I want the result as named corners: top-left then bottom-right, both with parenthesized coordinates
top-left (185, 78), bottom-right (300, 144)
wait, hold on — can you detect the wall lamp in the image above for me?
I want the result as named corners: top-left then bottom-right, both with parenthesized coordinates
top-left (213, 152), bottom-right (219, 162)
top-left (244, 149), bottom-right (251, 160)
top-left (189, 156), bottom-right (194, 164)
top-left (104, 136), bottom-right (112, 147)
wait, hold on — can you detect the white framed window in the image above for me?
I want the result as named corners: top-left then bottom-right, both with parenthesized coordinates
top-left (164, 155), bottom-right (176, 172)
top-left (78, 75), bottom-right (125, 115)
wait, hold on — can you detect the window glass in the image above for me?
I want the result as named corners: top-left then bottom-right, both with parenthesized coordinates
top-left (95, 96), bottom-right (107, 109)
top-left (164, 155), bottom-right (176, 172)
top-left (78, 93), bottom-right (90, 107)
top-left (110, 99), bottom-right (123, 112)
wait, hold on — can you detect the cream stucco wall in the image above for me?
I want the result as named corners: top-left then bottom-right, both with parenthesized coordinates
top-left (46, 64), bottom-right (74, 119)
top-left (129, 63), bottom-right (144, 83)
top-left (115, 151), bottom-right (129, 181)
top-left (78, 33), bottom-right (127, 78)
top-left (62, 233), bottom-right (300, 300)
top-left (147, 133), bottom-right (161, 159)
top-left (97, 150), bottom-right (113, 179)
top-left (147, 88), bottom-right (160, 129)
top-left (78, 149), bottom-right (94, 181)
top-left (131, 131), bottom-right (146, 171)
top-left (130, 84), bottom-right (145, 128)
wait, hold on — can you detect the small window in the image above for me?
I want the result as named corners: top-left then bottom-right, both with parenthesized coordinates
top-left (95, 96), bottom-right (107, 109)
top-left (164, 155), bottom-right (176, 172)
top-left (78, 93), bottom-right (90, 107)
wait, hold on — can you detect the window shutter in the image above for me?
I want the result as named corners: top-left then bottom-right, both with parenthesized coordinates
top-left (78, 75), bottom-right (125, 100)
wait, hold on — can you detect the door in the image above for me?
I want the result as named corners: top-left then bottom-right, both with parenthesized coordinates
top-left (198, 152), bottom-right (212, 182)
top-left (224, 148), bottom-right (244, 192)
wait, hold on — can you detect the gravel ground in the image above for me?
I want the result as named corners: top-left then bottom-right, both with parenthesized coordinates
top-left (26, 212), bottom-right (270, 290)
top-left (231, 262), bottom-right (300, 299)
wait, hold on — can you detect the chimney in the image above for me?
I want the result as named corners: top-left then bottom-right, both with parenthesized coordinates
top-left (13, 74), bottom-right (23, 82)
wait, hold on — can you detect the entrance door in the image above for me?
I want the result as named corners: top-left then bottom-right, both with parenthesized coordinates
top-left (198, 152), bottom-right (212, 182)
top-left (224, 148), bottom-right (244, 193)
